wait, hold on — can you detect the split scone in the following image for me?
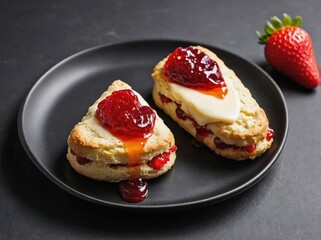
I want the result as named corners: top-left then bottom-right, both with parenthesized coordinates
top-left (67, 80), bottom-right (176, 182)
top-left (152, 46), bottom-right (274, 160)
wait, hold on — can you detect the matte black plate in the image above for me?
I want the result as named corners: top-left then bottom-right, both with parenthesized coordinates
top-left (18, 40), bottom-right (288, 210)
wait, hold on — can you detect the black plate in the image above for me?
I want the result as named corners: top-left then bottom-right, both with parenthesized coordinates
top-left (18, 40), bottom-right (288, 210)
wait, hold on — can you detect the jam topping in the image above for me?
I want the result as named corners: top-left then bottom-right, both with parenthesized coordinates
top-left (119, 178), bottom-right (148, 203)
top-left (96, 89), bottom-right (156, 140)
top-left (148, 145), bottom-right (177, 170)
top-left (164, 46), bottom-right (228, 98)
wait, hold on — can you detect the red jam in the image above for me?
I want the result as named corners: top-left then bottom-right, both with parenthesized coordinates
top-left (266, 128), bottom-right (274, 141)
top-left (164, 46), bottom-right (228, 98)
top-left (148, 145), bottom-right (177, 170)
top-left (159, 93), bottom-right (173, 104)
top-left (241, 145), bottom-right (257, 153)
top-left (96, 89), bottom-right (156, 140)
top-left (76, 156), bottom-right (92, 165)
top-left (176, 104), bottom-right (192, 121)
top-left (119, 178), bottom-right (148, 203)
top-left (158, 92), bottom-right (273, 156)
top-left (70, 149), bottom-right (92, 165)
top-left (96, 89), bottom-right (158, 203)
top-left (175, 102), bottom-right (211, 140)
top-left (214, 137), bottom-right (256, 153)
top-left (193, 121), bottom-right (211, 141)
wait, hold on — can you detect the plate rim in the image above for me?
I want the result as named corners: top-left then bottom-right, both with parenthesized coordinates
top-left (17, 39), bottom-right (289, 211)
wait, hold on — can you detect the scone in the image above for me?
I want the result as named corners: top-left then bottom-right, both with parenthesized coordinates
top-left (152, 46), bottom-right (274, 160)
top-left (67, 80), bottom-right (176, 182)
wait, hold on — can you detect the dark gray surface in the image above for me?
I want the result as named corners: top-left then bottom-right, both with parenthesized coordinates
top-left (1, 0), bottom-right (320, 239)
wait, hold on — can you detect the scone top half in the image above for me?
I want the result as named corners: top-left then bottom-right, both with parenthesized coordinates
top-left (152, 46), bottom-right (273, 160)
top-left (67, 80), bottom-right (176, 182)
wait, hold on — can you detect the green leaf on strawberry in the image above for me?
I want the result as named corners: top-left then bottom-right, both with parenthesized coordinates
top-left (257, 13), bottom-right (320, 89)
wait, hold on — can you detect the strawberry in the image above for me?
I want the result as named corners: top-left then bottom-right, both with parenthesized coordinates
top-left (257, 13), bottom-right (320, 89)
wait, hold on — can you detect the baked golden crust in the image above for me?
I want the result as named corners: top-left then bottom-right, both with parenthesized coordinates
top-left (67, 80), bottom-right (176, 182)
top-left (67, 147), bottom-right (176, 182)
top-left (151, 46), bottom-right (273, 160)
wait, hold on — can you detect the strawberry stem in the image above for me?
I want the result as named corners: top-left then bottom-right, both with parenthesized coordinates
top-left (282, 13), bottom-right (291, 26)
top-left (271, 16), bottom-right (283, 29)
top-left (291, 16), bottom-right (302, 27)
top-left (257, 13), bottom-right (303, 44)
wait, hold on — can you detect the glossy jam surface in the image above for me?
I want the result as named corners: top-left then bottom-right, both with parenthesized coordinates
top-left (119, 178), bottom-right (148, 203)
top-left (164, 46), bottom-right (227, 98)
top-left (241, 145), bottom-right (257, 153)
top-left (214, 137), bottom-right (256, 153)
top-left (266, 128), bottom-right (274, 141)
top-left (148, 145), bottom-right (177, 170)
top-left (96, 89), bottom-right (156, 140)
top-left (123, 137), bottom-right (146, 179)
top-left (119, 137), bottom-right (147, 202)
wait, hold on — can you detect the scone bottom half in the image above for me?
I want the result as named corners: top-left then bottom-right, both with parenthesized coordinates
top-left (66, 80), bottom-right (177, 203)
top-left (151, 45), bottom-right (274, 161)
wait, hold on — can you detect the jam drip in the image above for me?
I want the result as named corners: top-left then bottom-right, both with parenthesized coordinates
top-left (164, 46), bottom-right (228, 98)
top-left (96, 89), bottom-right (157, 203)
top-left (123, 137), bottom-right (146, 180)
top-left (119, 178), bottom-right (148, 203)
